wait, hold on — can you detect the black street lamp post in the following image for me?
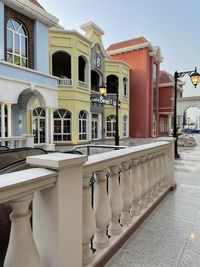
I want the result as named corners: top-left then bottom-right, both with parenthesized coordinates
top-left (99, 82), bottom-right (120, 146)
top-left (173, 67), bottom-right (200, 158)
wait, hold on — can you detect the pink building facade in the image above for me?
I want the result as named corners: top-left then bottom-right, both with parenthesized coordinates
top-left (107, 37), bottom-right (163, 138)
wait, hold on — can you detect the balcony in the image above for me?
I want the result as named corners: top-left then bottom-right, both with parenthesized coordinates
top-left (0, 140), bottom-right (174, 267)
top-left (78, 80), bottom-right (89, 89)
top-left (58, 77), bottom-right (72, 86)
top-left (0, 61), bottom-right (58, 88)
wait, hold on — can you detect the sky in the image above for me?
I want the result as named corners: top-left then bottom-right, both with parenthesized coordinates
top-left (39, 0), bottom-right (200, 120)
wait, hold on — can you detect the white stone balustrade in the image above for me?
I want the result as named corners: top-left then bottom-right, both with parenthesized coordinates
top-left (0, 134), bottom-right (34, 149)
top-left (0, 141), bottom-right (174, 267)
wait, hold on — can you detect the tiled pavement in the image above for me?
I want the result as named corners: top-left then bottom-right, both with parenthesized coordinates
top-left (105, 137), bottom-right (200, 267)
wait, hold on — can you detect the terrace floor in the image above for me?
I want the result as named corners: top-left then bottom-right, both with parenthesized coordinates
top-left (105, 138), bottom-right (200, 267)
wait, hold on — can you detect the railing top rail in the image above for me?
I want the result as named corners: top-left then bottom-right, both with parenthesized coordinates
top-left (73, 144), bottom-right (127, 151)
top-left (0, 168), bottom-right (57, 203)
top-left (0, 136), bottom-right (26, 141)
top-left (83, 141), bottom-right (170, 174)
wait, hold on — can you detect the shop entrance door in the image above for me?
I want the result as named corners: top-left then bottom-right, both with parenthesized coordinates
top-left (32, 107), bottom-right (46, 144)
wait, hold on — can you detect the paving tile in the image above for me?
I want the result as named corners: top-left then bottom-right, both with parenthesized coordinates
top-left (105, 139), bottom-right (200, 267)
top-left (178, 245), bottom-right (200, 267)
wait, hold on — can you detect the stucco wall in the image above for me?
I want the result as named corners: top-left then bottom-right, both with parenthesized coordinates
top-left (112, 49), bottom-right (152, 138)
top-left (35, 21), bottom-right (49, 73)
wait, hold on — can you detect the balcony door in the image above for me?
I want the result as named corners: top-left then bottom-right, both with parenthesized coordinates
top-left (32, 107), bottom-right (46, 144)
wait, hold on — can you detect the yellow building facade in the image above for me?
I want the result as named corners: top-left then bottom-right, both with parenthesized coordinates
top-left (49, 22), bottom-right (130, 145)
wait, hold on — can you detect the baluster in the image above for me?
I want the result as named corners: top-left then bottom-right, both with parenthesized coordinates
top-left (108, 165), bottom-right (123, 235)
top-left (153, 152), bottom-right (160, 197)
top-left (130, 159), bottom-right (142, 216)
top-left (146, 154), bottom-right (154, 202)
top-left (157, 152), bottom-right (164, 192)
top-left (162, 150), bottom-right (169, 188)
top-left (93, 169), bottom-right (112, 249)
top-left (120, 161), bottom-right (132, 226)
top-left (82, 173), bottom-right (96, 265)
top-left (139, 156), bottom-right (148, 209)
top-left (4, 194), bottom-right (40, 267)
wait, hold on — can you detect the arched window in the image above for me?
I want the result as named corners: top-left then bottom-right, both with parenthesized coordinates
top-left (78, 56), bottom-right (89, 88)
top-left (123, 115), bottom-right (128, 137)
top-left (52, 51), bottom-right (71, 85)
top-left (106, 75), bottom-right (118, 94)
top-left (53, 109), bottom-right (71, 141)
top-left (78, 56), bottom-right (86, 82)
top-left (106, 114), bottom-right (116, 137)
top-left (79, 110), bottom-right (88, 140)
top-left (7, 18), bottom-right (28, 67)
top-left (91, 70), bottom-right (100, 92)
top-left (123, 77), bottom-right (128, 97)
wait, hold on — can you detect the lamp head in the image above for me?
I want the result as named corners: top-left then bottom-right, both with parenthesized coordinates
top-left (190, 67), bottom-right (200, 88)
top-left (99, 84), bottom-right (107, 96)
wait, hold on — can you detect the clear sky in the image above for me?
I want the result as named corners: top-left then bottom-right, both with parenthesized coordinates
top-left (39, 0), bottom-right (200, 119)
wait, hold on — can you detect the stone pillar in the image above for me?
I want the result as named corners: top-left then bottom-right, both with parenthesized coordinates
top-left (1, 103), bottom-right (5, 138)
top-left (44, 107), bottom-right (55, 151)
top-left (7, 103), bottom-right (12, 137)
top-left (27, 153), bottom-right (88, 267)
top-left (50, 108), bottom-right (54, 146)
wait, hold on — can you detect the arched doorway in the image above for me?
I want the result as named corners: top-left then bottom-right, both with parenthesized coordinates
top-left (177, 96), bottom-right (200, 132)
top-left (16, 89), bottom-right (47, 146)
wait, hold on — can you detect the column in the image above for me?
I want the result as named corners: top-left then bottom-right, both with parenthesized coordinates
top-left (7, 103), bottom-right (12, 137)
top-left (45, 107), bottom-right (55, 151)
top-left (50, 108), bottom-right (54, 145)
top-left (1, 103), bottom-right (5, 138)
top-left (45, 107), bottom-right (49, 145)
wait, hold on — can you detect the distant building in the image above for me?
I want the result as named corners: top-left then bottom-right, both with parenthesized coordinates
top-left (49, 22), bottom-right (130, 145)
top-left (107, 37), bottom-right (163, 138)
top-left (159, 71), bottom-right (185, 135)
